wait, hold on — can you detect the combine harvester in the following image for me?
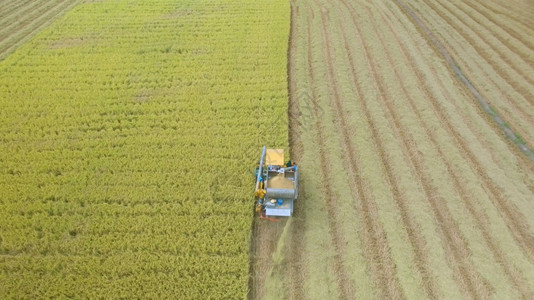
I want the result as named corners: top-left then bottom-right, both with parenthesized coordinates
top-left (254, 146), bottom-right (299, 218)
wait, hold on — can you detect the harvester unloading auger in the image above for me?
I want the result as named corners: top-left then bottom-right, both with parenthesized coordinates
top-left (254, 146), bottom-right (299, 218)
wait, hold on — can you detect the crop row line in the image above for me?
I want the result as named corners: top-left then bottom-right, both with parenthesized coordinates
top-left (374, 2), bottom-right (533, 297)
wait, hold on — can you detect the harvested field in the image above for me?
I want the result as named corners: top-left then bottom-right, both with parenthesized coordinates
top-left (255, 0), bottom-right (534, 298)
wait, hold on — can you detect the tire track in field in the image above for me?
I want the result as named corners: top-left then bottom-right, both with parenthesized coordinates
top-left (315, 4), bottom-right (402, 298)
top-left (388, 0), bottom-right (534, 195)
top-left (303, 6), bottom-right (354, 298)
top-left (287, 2), bottom-right (307, 298)
top-left (374, 3), bottom-right (532, 297)
top-left (394, 0), bottom-right (534, 264)
top-left (419, 0), bottom-right (534, 109)
top-left (248, 214), bottom-right (286, 299)
top-left (386, 0), bottom-right (528, 222)
top-left (342, 1), bottom-right (492, 298)
top-left (358, 5), bottom-right (495, 298)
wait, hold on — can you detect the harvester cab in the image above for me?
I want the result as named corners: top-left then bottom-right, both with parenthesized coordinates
top-left (254, 146), bottom-right (298, 217)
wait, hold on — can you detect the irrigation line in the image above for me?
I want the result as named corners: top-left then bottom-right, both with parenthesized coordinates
top-left (394, 0), bottom-right (534, 163)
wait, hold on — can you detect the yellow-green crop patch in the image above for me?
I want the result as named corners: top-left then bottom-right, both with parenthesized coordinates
top-left (0, 0), bottom-right (289, 298)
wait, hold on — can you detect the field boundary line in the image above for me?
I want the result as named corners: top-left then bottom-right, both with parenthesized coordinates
top-left (384, 1), bottom-right (534, 178)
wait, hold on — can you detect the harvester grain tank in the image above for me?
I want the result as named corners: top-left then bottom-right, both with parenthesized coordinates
top-left (254, 146), bottom-right (298, 217)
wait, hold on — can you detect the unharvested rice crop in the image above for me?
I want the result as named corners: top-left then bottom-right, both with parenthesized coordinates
top-left (0, 0), bottom-right (289, 298)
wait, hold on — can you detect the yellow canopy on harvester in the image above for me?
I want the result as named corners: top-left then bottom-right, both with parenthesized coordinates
top-left (265, 149), bottom-right (284, 166)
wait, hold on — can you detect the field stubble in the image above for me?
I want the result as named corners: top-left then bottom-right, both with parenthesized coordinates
top-left (255, 0), bottom-right (534, 298)
top-left (0, 0), bottom-right (82, 61)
